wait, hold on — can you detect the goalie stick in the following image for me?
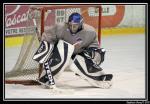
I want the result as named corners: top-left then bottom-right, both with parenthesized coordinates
top-left (31, 11), bottom-right (57, 89)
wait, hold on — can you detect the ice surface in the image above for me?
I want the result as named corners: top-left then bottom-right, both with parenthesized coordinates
top-left (4, 34), bottom-right (146, 100)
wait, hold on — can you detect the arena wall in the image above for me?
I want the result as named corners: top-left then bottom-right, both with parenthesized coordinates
top-left (5, 5), bottom-right (146, 47)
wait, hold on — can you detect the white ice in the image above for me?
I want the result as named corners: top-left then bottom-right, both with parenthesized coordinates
top-left (4, 34), bottom-right (146, 100)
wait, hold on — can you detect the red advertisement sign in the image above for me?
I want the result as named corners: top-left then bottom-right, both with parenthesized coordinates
top-left (5, 5), bottom-right (33, 36)
top-left (5, 5), bottom-right (29, 28)
top-left (5, 5), bottom-right (125, 36)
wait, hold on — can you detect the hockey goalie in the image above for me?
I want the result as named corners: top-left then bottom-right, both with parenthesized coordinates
top-left (33, 12), bottom-right (113, 90)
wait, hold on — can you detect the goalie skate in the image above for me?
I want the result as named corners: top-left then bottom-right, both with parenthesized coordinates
top-left (35, 77), bottom-right (54, 89)
top-left (36, 78), bottom-right (74, 94)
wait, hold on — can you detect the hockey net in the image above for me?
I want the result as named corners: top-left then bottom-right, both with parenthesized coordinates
top-left (5, 5), bottom-right (102, 85)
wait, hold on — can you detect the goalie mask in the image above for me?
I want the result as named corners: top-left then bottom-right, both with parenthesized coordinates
top-left (68, 12), bottom-right (83, 34)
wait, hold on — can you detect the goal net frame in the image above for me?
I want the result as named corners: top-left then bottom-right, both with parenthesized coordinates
top-left (5, 5), bottom-right (102, 85)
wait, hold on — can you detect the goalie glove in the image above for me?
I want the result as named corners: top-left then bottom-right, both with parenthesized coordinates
top-left (83, 47), bottom-right (106, 67)
top-left (33, 41), bottom-right (54, 64)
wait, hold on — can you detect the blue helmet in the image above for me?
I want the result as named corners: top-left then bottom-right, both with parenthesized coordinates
top-left (68, 12), bottom-right (83, 24)
top-left (68, 12), bottom-right (83, 34)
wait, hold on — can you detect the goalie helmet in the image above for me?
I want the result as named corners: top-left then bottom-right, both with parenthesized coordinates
top-left (68, 12), bottom-right (83, 34)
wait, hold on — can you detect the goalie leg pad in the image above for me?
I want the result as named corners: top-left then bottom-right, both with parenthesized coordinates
top-left (33, 41), bottom-right (54, 64)
top-left (38, 40), bottom-right (74, 82)
top-left (51, 40), bottom-right (74, 78)
top-left (69, 55), bottom-right (113, 88)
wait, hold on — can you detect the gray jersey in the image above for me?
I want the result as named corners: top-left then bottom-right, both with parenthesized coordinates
top-left (41, 23), bottom-right (99, 54)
